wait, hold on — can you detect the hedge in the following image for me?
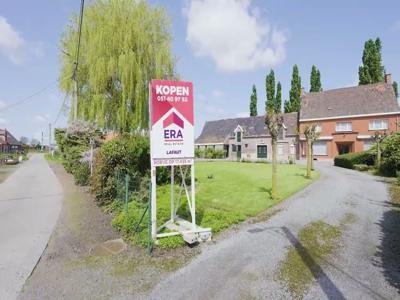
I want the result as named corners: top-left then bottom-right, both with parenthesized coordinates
top-left (334, 151), bottom-right (375, 169)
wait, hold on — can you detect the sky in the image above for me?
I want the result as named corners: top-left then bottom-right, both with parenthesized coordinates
top-left (0, 0), bottom-right (399, 142)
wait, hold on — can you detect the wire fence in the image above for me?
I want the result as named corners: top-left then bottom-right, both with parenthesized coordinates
top-left (114, 169), bottom-right (152, 254)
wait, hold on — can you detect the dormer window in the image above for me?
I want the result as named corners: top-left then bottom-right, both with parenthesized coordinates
top-left (237, 131), bottom-right (242, 142)
top-left (234, 125), bottom-right (244, 143)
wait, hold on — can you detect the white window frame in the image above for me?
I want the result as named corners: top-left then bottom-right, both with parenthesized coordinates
top-left (315, 124), bottom-right (322, 133)
top-left (336, 122), bottom-right (352, 132)
top-left (313, 141), bottom-right (327, 156)
top-left (369, 119), bottom-right (388, 131)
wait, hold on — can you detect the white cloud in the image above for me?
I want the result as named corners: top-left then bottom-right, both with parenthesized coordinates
top-left (185, 0), bottom-right (287, 72)
top-left (0, 16), bottom-right (44, 64)
top-left (34, 115), bottom-right (48, 122)
top-left (0, 117), bottom-right (7, 125)
top-left (0, 16), bottom-right (25, 64)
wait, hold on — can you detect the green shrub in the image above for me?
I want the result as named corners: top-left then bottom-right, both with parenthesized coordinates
top-left (353, 164), bottom-right (370, 171)
top-left (91, 134), bottom-right (150, 205)
top-left (73, 163), bottom-right (91, 185)
top-left (195, 148), bottom-right (204, 158)
top-left (334, 151), bottom-right (375, 169)
top-left (379, 133), bottom-right (400, 177)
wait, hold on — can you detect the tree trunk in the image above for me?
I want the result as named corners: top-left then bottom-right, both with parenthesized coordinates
top-left (306, 140), bottom-right (312, 179)
top-left (377, 141), bottom-right (381, 168)
top-left (311, 143), bottom-right (314, 170)
top-left (271, 138), bottom-right (277, 199)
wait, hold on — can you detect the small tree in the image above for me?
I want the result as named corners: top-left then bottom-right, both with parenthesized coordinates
top-left (265, 112), bottom-right (283, 199)
top-left (265, 69), bottom-right (283, 199)
top-left (303, 124), bottom-right (320, 178)
top-left (250, 84), bottom-right (258, 116)
top-left (372, 131), bottom-right (386, 168)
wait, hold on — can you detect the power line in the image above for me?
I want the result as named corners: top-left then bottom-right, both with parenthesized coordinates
top-left (53, 93), bottom-right (69, 125)
top-left (0, 80), bottom-right (58, 112)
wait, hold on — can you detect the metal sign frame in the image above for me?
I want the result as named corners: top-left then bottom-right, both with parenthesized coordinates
top-left (149, 80), bottom-right (211, 244)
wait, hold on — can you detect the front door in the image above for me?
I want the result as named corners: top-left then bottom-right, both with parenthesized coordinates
top-left (337, 143), bottom-right (351, 155)
top-left (237, 145), bottom-right (241, 160)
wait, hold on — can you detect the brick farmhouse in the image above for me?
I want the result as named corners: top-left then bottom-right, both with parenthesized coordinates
top-left (195, 75), bottom-right (399, 161)
top-left (299, 74), bottom-right (400, 159)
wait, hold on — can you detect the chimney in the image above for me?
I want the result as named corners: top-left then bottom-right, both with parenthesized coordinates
top-left (385, 73), bottom-right (392, 84)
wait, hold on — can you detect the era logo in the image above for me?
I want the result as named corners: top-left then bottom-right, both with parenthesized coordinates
top-left (164, 129), bottom-right (183, 139)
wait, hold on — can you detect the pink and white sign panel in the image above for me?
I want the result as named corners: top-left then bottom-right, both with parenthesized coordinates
top-left (150, 80), bottom-right (194, 165)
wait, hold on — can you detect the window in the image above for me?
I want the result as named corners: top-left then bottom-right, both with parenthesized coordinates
top-left (257, 145), bottom-right (267, 158)
top-left (236, 132), bottom-right (242, 142)
top-left (232, 144), bottom-right (236, 152)
top-left (313, 141), bottom-right (327, 155)
top-left (213, 145), bottom-right (215, 149)
top-left (278, 144), bottom-right (284, 155)
top-left (315, 124), bottom-right (322, 132)
top-left (245, 144), bottom-right (248, 148)
top-left (363, 140), bottom-right (374, 151)
top-left (336, 122), bottom-right (352, 132)
top-left (369, 119), bottom-right (388, 130)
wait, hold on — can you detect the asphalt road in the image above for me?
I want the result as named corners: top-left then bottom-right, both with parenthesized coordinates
top-left (149, 162), bottom-right (400, 299)
top-left (0, 154), bottom-right (62, 300)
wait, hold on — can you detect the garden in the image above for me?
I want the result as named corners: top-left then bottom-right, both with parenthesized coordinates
top-left (334, 132), bottom-right (400, 178)
top-left (52, 121), bottom-right (318, 249)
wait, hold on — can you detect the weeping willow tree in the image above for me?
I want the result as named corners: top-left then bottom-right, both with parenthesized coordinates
top-left (59, 0), bottom-right (176, 132)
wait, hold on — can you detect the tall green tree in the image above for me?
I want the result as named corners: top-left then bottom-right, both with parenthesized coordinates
top-left (276, 82), bottom-right (282, 113)
top-left (250, 84), bottom-right (258, 116)
top-left (265, 70), bottom-right (276, 112)
top-left (358, 38), bottom-right (385, 85)
top-left (284, 65), bottom-right (302, 113)
top-left (310, 65), bottom-right (322, 92)
top-left (59, 0), bottom-right (176, 132)
top-left (393, 81), bottom-right (399, 98)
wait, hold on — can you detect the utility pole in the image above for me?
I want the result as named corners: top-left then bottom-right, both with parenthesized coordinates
top-left (48, 123), bottom-right (52, 154)
top-left (73, 0), bottom-right (85, 121)
top-left (41, 131), bottom-right (44, 151)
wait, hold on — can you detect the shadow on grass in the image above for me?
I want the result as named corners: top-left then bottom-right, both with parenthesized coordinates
top-left (375, 209), bottom-right (400, 293)
top-left (258, 187), bottom-right (272, 198)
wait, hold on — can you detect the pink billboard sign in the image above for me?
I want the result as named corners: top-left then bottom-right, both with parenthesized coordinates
top-left (150, 80), bottom-right (194, 165)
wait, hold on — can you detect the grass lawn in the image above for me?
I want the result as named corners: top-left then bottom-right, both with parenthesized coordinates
top-left (113, 161), bottom-right (318, 249)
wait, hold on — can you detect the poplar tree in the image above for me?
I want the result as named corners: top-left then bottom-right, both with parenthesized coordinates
top-left (250, 84), bottom-right (258, 116)
top-left (285, 65), bottom-right (302, 112)
top-left (358, 38), bottom-right (385, 85)
top-left (310, 65), bottom-right (322, 92)
top-left (265, 70), bottom-right (276, 112)
top-left (59, 0), bottom-right (176, 132)
top-left (393, 81), bottom-right (399, 98)
top-left (276, 82), bottom-right (282, 113)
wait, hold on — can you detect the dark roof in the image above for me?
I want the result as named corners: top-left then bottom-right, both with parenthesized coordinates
top-left (300, 83), bottom-right (400, 120)
top-left (0, 129), bottom-right (21, 146)
top-left (195, 112), bottom-right (298, 144)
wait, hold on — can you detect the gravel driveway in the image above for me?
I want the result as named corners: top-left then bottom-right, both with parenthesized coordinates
top-left (149, 162), bottom-right (400, 299)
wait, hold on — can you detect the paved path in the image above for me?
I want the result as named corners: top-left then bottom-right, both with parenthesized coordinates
top-left (0, 154), bottom-right (62, 300)
top-left (150, 162), bottom-right (400, 299)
